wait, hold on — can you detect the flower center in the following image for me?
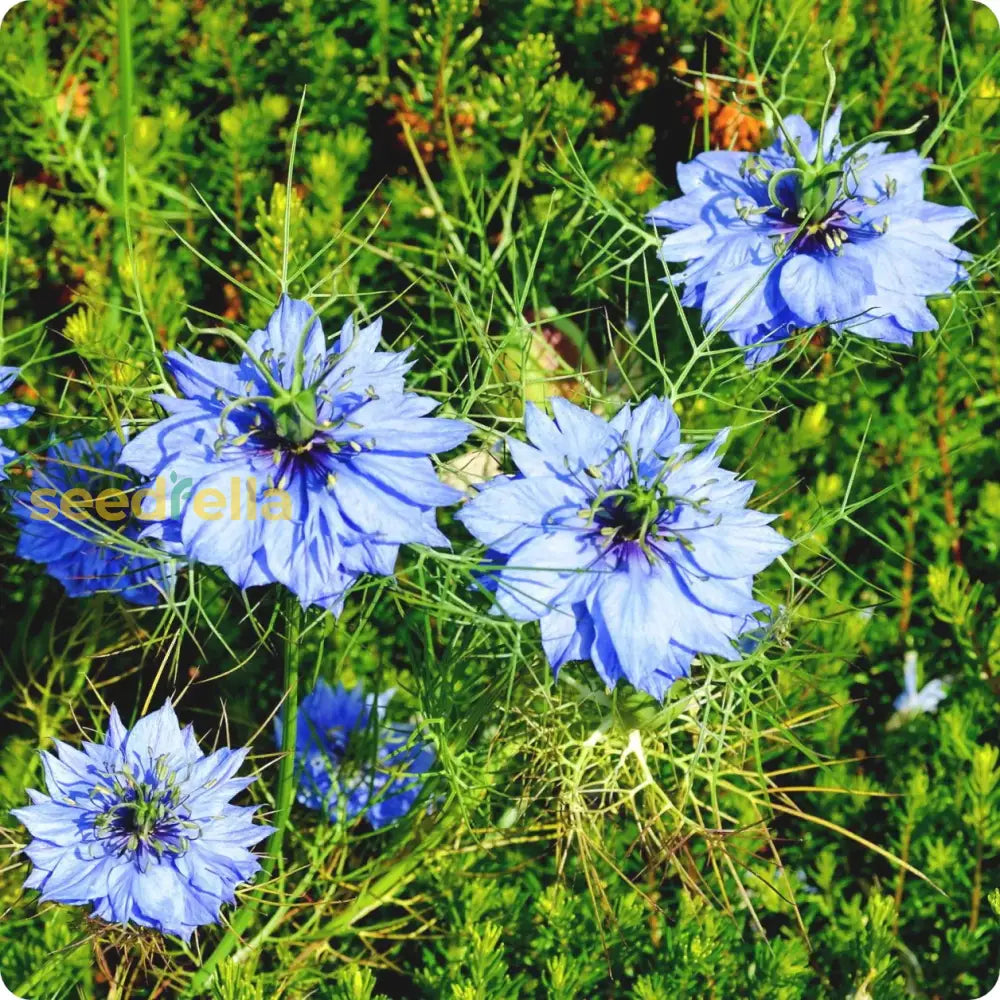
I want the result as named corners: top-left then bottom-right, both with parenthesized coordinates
top-left (585, 473), bottom-right (682, 561)
top-left (778, 206), bottom-right (852, 255)
top-left (740, 147), bottom-right (873, 257)
top-left (791, 166), bottom-right (845, 224)
top-left (594, 488), bottom-right (661, 542)
top-left (92, 761), bottom-right (197, 858)
top-left (270, 386), bottom-right (320, 445)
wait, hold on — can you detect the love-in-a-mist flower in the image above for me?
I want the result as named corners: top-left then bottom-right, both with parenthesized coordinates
top-left (889, 650), bottom-right (949, 727)
top-left (0, 366), bottom-right (34, 480)
top-left (13, 702), bottom-right (272, 941)
top-left (121, 296), bottom-right (470, 613)
top-left (457, 397), bottom-right (790, 700)
top-left (646, 107), bottom-right (974, 365)
top-left (11, 431), bottom-right (176, 605)
top-left (276, 680), bottom-right (434, 829)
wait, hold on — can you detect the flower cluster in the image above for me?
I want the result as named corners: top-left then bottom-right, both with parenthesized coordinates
top-left (4, 133), bottom-right (973, 947)
top-left (12, 431), bottom-right (176, 605)
top-left (5, 297), bottom-right (795, 940)
top-left (0, 366), bottom-right (33, 480)
top-left (14, 702), bottom-right (272, 940)
top-left (458, 396), bottom-right (790, 700)
top-left (278, 680), bottom-right (435, 829)
top-left (646, 108), bottom-right (974, 364)
top-left (121, 296), bottom-right (470, 613)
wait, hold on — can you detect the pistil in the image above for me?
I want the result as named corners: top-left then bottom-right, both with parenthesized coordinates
top-left (92, 761), bottom-right (194, 859)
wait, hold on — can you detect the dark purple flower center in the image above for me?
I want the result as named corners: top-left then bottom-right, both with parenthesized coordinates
top-left (92, 763), bottom-right (197, 858)
top-left (594, 490), bottom-right (662, 542)
top-left (585, 474), bottom-right (686, 563)
top-left (736, 146), bottom-right (894, 259)
top-left (773, 205), bottom-right (853, 254)
top-left (213, 389), bottom-right (375, 491)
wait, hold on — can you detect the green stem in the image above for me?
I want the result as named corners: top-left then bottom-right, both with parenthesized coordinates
top-left (117, 0), bottom-right (133, 210)
top-left (273, 592), bottom-right (303, 866)
top-left (309, 817), bottom-right (452, 940)
top-left (375, 0), bottom-right (390, 84)
top-left (27, 598), bottom-right (106, 786)
top-left (187, 593), bottom-right (303, 995)
top-left (113, 0), bottom-right (133, 326)
top-left (891, 818), bottom-right (913, 936)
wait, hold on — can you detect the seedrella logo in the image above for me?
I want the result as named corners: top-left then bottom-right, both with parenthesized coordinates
top-left (28, 471), bottom-right (294, 523)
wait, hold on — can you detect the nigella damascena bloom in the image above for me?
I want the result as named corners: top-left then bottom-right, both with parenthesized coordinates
top-left (888, 650), bottom-right (949, 729)
top-left (276, 680), bottom-right (434, 829)
top-left (0, 366), bottom-right (34, 480)
top-left (120, 296), bottom-right (470, 613)
top-left (456, 397), bottom-right (791, 700)
top-left (13, 702), bottom-right (273, 940)
top-left (646, 107), bottom-right (974, 365)
top-left (11, 431), bottom-right (176, 605)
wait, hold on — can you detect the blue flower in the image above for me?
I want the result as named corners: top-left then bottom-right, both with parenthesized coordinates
top-left (11, 431), bottom-right (176, 605)
top-left (0, 366), bottom-right (34, 480)
top-left (13, 701), bottom-right (273, 941)
top-left (120, 295), bottom-right (470, 613)
top-left (646, 108), bottom-right (974, 365)
top-left (456, 397), bottom-right (791, 700)
top-left (276, 680), bottom-right (435, 829)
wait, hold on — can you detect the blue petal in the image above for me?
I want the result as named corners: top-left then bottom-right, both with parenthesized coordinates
top-left (0, 401), bottom-right (33, 430)
top-left (620, 396), bottom-right (681, 470)
top-left (349, 451), bottom-right (464, 508)
top-left (539, 602), bottom-right (595, 671)
top-left (131, 862), bottom-right (189, 935)
top-left (245, 295), bottom-right (327, 390)
top-left (0, 365), bottom-right (21, 393)
top-left (589, 560), bottom-right (687, 698)
top-left (549, 398), bottom-right (620, 467)
top-left (123, 701), bottom-right (189, 761)
top-left (457, 476), bottom-right (584, 551)
top-left (165, 349), bottom-right (245, 399)
top-left (180, 465), bottom-right (267, 568)
top-left (493, 529), bottom-right (598, 621)
top-left (778, 250), bottom-right (876, 326)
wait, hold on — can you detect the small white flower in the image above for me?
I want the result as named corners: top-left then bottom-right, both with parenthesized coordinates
top-left (889, 651), bottom-right (949, 727)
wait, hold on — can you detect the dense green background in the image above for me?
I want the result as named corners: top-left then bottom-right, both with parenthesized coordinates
top-left (0, 0), bottom-right (998, 996)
